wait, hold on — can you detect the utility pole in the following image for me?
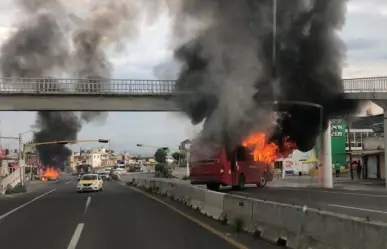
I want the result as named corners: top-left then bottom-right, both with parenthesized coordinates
top-left (272, 0), bottom-right (277, 77)
top-left (0, 120), bottom-right (2, 148)
top-left (79, 147), bottom-right (82, 164)
top-left (18, 133), bottom-right (24, 186)
top-left (346, 115), bottom-right (354, 180)
top-left (108, 141), bottom-right (111, 160)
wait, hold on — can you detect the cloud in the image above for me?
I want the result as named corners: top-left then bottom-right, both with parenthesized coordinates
top-left (342, 1), bottom-right (387, 78)
top-left (347, 0), bottom-right (387, 16)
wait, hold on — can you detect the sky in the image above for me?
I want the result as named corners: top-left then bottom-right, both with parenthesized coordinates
top-left (0, 0), bottom-right (386, 155)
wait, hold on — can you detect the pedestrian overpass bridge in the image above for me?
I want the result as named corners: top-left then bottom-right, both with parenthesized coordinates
top-left (0, 76), bottom-right (385, 111)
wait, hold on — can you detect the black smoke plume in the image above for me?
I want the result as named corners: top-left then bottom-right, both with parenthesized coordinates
top-left (0, 0), bottom-right (76, 167)
top-left (33, 112), bottom-right (81, 166)
top-left (172, 0), bottom-right (358, 152)
top-left (0, 0), bottom-right (165, 166)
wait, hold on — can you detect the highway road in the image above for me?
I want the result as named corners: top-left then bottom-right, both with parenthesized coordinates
top-left (0, 174), bottom-right (279, 249)
top-left (230, 186), bottom-right (387, 223)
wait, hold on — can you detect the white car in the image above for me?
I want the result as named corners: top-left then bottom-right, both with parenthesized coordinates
top-left (114, 168), bottom-right (125, 174)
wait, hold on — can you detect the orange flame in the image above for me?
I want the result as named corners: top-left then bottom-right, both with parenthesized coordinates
top-left (242, 132), bottom-right (296, 163)
top-left (41, 168), bottom-right (59, 181)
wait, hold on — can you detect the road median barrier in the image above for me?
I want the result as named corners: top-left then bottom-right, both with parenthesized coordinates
top-left (125, 176), bottom-right (387, 249)
top-left (202, 190), bottom-right (225, 220)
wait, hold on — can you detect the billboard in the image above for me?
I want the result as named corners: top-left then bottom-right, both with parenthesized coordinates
top-left (330, 119), bottom-right (346, 166)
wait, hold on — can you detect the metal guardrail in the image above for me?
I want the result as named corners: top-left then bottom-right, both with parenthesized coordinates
top-left (343, 76), bottom-right (387, 93)
top-left (0, 78), bottom-right (175, 95)
top-left (0, 77), bottom-right (385, 95)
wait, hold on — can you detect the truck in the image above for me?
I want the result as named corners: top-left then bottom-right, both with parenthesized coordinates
top-left (189, 143), bottom-right (274, 191)
top-left (76, 164), bottom-right (92, 179)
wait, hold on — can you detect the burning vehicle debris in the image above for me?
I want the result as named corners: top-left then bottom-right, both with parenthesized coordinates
top-left (40, 167), bottom-right (60, 182)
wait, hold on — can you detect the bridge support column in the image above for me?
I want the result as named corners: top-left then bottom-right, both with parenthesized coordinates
top-left (319, 120), bottom-right (333, 188)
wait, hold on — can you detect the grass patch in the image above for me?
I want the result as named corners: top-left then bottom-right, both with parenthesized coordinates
top-left (5, 183), bottom-right (27, 195)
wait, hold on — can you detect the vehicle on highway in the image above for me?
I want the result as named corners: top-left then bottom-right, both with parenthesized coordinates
top-left (77, 174), bottom-right (103, 192)
top-left (76, 164), bottom-right (93, 180)
top-left (98, 172), bottom-right (111, 181)
top-left (113, 164), bottom-right (126, 172)
top-left (104, 167), bottom-right (112, 173)
top-left (189, 142), bottom-right (274, 191)
top-left (41, 167), bottom-right (60, 181)
top-left (113, 168), bottom-right (125, 174)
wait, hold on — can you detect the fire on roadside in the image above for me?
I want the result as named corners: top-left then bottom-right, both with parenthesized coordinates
top-left (242, 132), bottom-right (297, 164)
top-left (41, 167), bottom-right (59, 182)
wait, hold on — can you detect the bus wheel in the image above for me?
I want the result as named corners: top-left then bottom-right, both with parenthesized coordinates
top-left (206, 183), bottom-right (220, 191)
top-left (257, 177), bottom-right (267, 188)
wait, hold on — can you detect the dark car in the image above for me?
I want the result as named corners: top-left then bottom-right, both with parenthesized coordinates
top-left (98, 172), bottom-right (110, 181)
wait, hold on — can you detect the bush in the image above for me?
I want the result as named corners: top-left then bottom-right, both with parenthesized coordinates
top-left (155, 163), bottom-right (172, 178)
top-left (5, 183), bottom-right (27, 195)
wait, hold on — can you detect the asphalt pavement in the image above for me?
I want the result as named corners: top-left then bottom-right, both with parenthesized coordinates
top-left (0, 174), bottom-right (279, 249)
top-left (230, 185), bottom-right (387, 223)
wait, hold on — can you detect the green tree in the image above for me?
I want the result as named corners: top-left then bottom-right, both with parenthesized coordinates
top-left (154, 148), bottom-right (167, 163)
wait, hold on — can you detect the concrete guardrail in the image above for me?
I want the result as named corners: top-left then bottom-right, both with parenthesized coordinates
top-left (126, 175), bottom-right (387, 249)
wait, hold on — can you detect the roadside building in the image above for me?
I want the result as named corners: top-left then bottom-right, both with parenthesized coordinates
top-left (345, 114), bottom-right (383, 179)
top-left (278, 115), bottom-right (381, 176)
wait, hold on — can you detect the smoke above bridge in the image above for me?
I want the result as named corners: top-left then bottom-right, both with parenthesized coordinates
top-left (0, 0), bottom-right (146, 166)
top-left (170, 0), bottom-right (359, 152)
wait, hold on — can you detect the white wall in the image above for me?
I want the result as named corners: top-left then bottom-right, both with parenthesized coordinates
top-left (86, 153), bottom-right (102, 168)
top-left (363, 137), bottom-right (384, 150)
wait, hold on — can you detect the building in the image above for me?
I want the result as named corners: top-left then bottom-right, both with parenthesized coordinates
top-left (85, 147), bottom-right (107, 168)
top-left (277, 115), bottom-right (381, 176)
top-left (360, 136), bottom-right (384, 179)
top-left (331, 114), bottom-right (384, 179)
top-left (68, 147), bottom-right (116, 168)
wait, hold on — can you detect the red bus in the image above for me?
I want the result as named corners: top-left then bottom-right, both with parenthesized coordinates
top-left (189, 143), bottom-right (274, 191)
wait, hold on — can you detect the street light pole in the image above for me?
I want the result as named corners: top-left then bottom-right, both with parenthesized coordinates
top-left (346, 115), bottom-right (354, 180)
top-left (272, 0), bottom-right (277, 76)
top-left (18, 133), bottom-right (24, 186)
top-left (0, 120), bottom-right (2, 148)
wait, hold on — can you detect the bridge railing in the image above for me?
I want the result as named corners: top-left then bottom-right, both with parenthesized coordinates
top-left (0, 77), bottom-right (387, 95)
top-left (0, 78), bottom-right (175, 95)
top-left (343, 76), bottom-right (387, 93)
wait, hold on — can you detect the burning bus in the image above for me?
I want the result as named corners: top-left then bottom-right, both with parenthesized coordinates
top-left (189, 132), bottom-right (296, 191)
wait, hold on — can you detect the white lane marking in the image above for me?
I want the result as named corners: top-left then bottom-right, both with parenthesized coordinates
top-left (65, 180), bottom-right (72, 184)
top-left (67, 223), bottom-right (84, 249)
top-left (84, 196), bottom-right (91, 215)
top-left (328, 204), bottom-right (387, 215)
top-left (0, 189), bottom-right (56, 221)
top-left (273, 187), bottom-right (387, 198)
